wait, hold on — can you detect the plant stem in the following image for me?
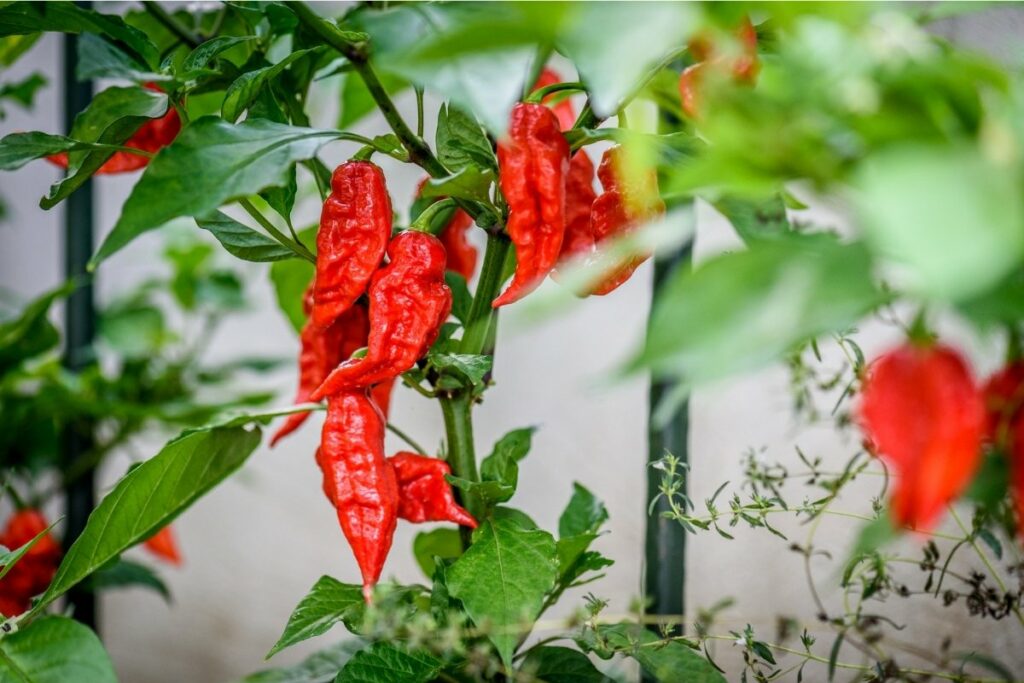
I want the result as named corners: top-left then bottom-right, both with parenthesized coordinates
top-left (143, 1), bottom-right (201, 48)
top-left (386, 422), bottom-right (428, 456)
top-left (238, 198), bottom-right (316, 264)
top-left (460, 232), bottom-right (511, 356)
top-left (440, 390), bottom-right (480, 548)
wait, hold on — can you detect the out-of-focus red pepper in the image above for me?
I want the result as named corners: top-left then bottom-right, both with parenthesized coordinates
top-left (143, 525), bottom-right (183, 566)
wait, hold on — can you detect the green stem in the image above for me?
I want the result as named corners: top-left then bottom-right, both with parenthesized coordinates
top-left (460, 233), bottom-right (511, 356)
top-left (238, 198), bottom-right (316, 264)
top-left (143, 1), bottom-right (201, 48)
top-left (410, 198), bottom-right (457, 234)
top-left (386, 422), bottom-right (428, 456)
top-left (440, 391), bottom-right (480, 547)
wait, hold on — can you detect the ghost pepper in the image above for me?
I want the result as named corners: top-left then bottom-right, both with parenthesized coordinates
top-left (493, 102), bottom-right (570, 307)
top-left (388, 452), bottom-right (477, 527)
top-left (0, 509), bottom-right (61, 617)
top-left (311, 231), bottom-right (452, 401)
top-left (143, 525), bottom-right (183, 566)
top-left (859, 343), bottom-right (985, 530)
top-left (312, 161), bottom-right (392, 329)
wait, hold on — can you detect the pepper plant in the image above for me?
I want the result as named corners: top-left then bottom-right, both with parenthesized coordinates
top-left (1, 1), bottom-right (1024, 682)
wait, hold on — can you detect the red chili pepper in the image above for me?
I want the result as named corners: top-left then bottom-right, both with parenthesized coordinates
top-left (272, 287), bottom-right (370, 447)
top-left (143, 525), bottom-right (183, 566)
top-left (859, 343), bottom-right (985, 530)
top-left (0, 509), bottom-right (61, 617)
top-left (533, 67), bottom-right (577, 131)
top-left (983, 362), bottom-right (1024, 447)
top-left (312, 161), bottom-right (392, 330)
top-left (310, 231), bottom-right (451, 401)
top-left (586, 146), bottom-right (665, 296)
top-left (48, 83), bottom-right (180, 174)
top-left (556, 151), bottom-right (598, 267)
top-left (388, 452), bottom-right (477, 527)
top-left (1011, 417), bottom-right (1024, 539)
top-left (493, 102), bottom-right (570, 308)
top-left (678, 16), bottom-right (759, 118)
top-left (317, 390), bottom-right (398, 602)
top-left (415, 177), bottom-right (478, 282)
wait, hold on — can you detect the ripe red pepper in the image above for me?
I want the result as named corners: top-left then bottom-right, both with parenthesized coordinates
top-left (49, 83), bottom-right (180, 174)
top-left (388, 452), bottom-right (477, 527)
top-left (415, 178), bottom-right (478, 281)
top-left (533, 67), bottom-right (577, 131)
top-left (493, 102), bottom-right (570, 307)
top-left (0, 509), bottom-right (61, 617)
top-left (678, 15), bottom-right (759, 118)
top-left (272, 287), bottom-right (370, 447)
top-left (317, 390), bottom-right (398, 602)
top-left (982, 363), bottom-right (1024, 538)
top-left (312, 161), bottom-right (392, 329)
top-left (587, 146), bottom-right (665, 295)
top-left (310, 231), bottom-right (452, 401)
top-left (859, 343), bottom-right (985, 530)
top-left (557, 151), bottom-right (598, 267)
top-left (143, 525), bottom-right (183, 566)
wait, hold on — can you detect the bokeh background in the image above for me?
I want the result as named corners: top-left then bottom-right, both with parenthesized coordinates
top-left (2, 4), bottom-right (1024, 681)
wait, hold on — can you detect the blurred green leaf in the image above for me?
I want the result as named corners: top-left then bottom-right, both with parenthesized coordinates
top-left (0, 283), bottom-right (67, 376)
top-left (75, 32), bottom-right (160, 82)
top-left (445, 271), bottom-right (472, 325)
top-left (91, 118), bottom-right (342, 268)
top-left (0, 71), bottom-right (46, 117)
top-left (519, 646), bottom-right (612, 683)
top-left (196, 211), bottom-right (295, 262)
top-left (234, 641), bottom-right (358, 683)
top-left (412, 528), bottom-right (462, 578)
top-left (856, 145), bottom-right (1024, 301)
top-left (88, 558), bottom-right (170, 601)
top-left (0, 617), bottom-right (116, 683)
top-left (712, 194), bottom-right (792, 244)
top-left (339, 70), bottom-right (407, 128)
top-left (0, 33), bottom-right (41, 68)
top-left (98, 302), bottom-right (168, 357)
top-left (336, 643), bottom-right (442, 683)
top-left (270, 227), bottom-right (316, 333)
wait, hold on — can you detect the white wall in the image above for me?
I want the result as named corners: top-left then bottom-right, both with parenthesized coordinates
top-left (2, 7), bottom-right (1023, 682)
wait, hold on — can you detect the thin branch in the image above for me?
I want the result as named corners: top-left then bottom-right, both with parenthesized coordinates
top-left (143, 1), bottom-right (201, 48)
top-left (238, 198), bottom-right (316, 264)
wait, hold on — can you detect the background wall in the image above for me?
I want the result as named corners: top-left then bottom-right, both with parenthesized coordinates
top-left (2, 6), bottom-right (1023, 682)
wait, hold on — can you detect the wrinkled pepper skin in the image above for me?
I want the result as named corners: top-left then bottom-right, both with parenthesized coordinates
top-left (49, 83), bottom-right (180, 174)
top-left (388, 452), bottom-right (477, 527)
top-left (587, 146), bottom-right (665, 296)
top-left (438, 209), bottom-right (478, 282)
top-left (859, 343), bottom-right (985, 531)
top-left (557, 151), bottom-right (598, 266)
top-left (313, 161), bottom-right (392, 329)
top-left (0, 509), bottom-right (61, 617)
top-left (143, 525), bottom-right (183, 566)
top-left (533, 67), bottom-right (577, 131)
top-left (311, 231), bottom-right (452, 401)
top-left (317, 391), bottom-right (398, 602)
top-left (272, 288), bottom-right (370, 447)
top-left (493, 103), bottom-right (570, 308)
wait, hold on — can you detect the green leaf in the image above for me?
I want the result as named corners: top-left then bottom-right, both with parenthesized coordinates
top-left (848, 512), bottom-right (897, 558)
top-left (87, 558), bottom-right (170, 601)
top-left (712, 194), bottom-right (792, 244)
top-left (412, 528), bottom-right (463, 578)
top-left (579, 623), bottom-right (725, 683)
top-left (34, 421), bottom-right (263, 613)
top-left (0, 132), bottom-right (88, 171)
top-left (560, 3), bottom-right (697, 117)
top-left (0, 521), bottom-right (59, 582)
top-left (98, 302), bottom-right (167, 357)
top-left (636, 235), bottom-right (882, 389)
top-left (235, 641), bottom-right (358, 683)
top-left (446, 518), bottom-right (558, 667)
top-left (435, 103), bottom-right (496, 172)
top-left (75, 32), bottom-right (157, 82)
top-left (182, 35), bottom-right (257, 72)
top-left (445, 272), bottom-right (472, 326)
top-left (558, 483), bottom-right (608, 539)
top-left (339, 70), bottom-right (407, 128)
top-left (518, 646), bottom-right (612, 683)
top-left (555, 537), bottom-right (612, 586)
top-left (479, 427), bottom-right (534, 492)
top-left (270, 226), bottom-right (316, 333)
top-left (420, 166), bottom-right (494, 204)
top-left (268, 576), bottom-right (365, 658)
top-left (91, 118), bottom-right (342, 268)
top-left (43, 85), bottom-right (170, 209)
top-left (222, 48), bottom-right (321, 122)
top-left (0, 2), bottom-right (159, 68)
top-left (0, 616), bottom-right (116, 683)
top-left (856, 144), bottom-right (1024, 301)
top-left (428, 352), bottom-right (493, 392)
top-left (0, 71), bottom-right (46, 113)
top-left (197, 210), bottom-right (295, 262)
top-left (335, 643), bottom-right (442, 683)
top-left (0, 34), bottom-right (41, 68)
top-left (0, 283), bottom-right (68, 376)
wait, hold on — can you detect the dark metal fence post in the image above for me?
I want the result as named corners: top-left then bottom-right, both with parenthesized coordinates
top-left (61, 23), bottom-right (98, 631)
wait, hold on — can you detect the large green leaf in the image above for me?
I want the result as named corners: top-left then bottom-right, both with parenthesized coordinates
top-left (634, 235), bottom-right (882, 388)
top-left (34, 420), bottom-right (263, 612)
top-left (0, 2), bottom-right (158, 68)
top-left (0, 617), bottom-right (116, 683)
top-left (856, 144), bottom-right (1024, 301)
top-left (267, 576), bottom-right (364, 658)
top-left (91, 118), bottom-right (343, 268)
top-left (559, 2), bottom-right (697, 117)
top-left (75, 32), bottom-right (159, 82)
top-left (0, 132), bottom-right (91, 171)
top-left (196, 211), bottom-right (295, 262)
top-left (518, 646), bottom-right (611, 683)
top-left (579, 623), bottom-right (725, 683)
top-left (222, 48), bottom-right (321, 122)
top-left (335, 643), bottom-right (442, 683)
top-left (446, 518), bottom-right (558, 667)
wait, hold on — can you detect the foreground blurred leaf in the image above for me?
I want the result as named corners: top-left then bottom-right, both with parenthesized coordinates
top-left (91, 118), bottom-right (343, 267)
top-left (446, 518), bottom-right (557, 667)
top-left (87, 558), bottom-right (170, 601)
top-left (0, 617), bottom-right (116, 683)
top-left (634, 235), bottom-right (882, 391)
top-left (856, 144), bottom-right (1024, 301)
top-left (0, 283), bottom-right (67, 375)
top-left (518, 646), bottom-right (612, 682)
